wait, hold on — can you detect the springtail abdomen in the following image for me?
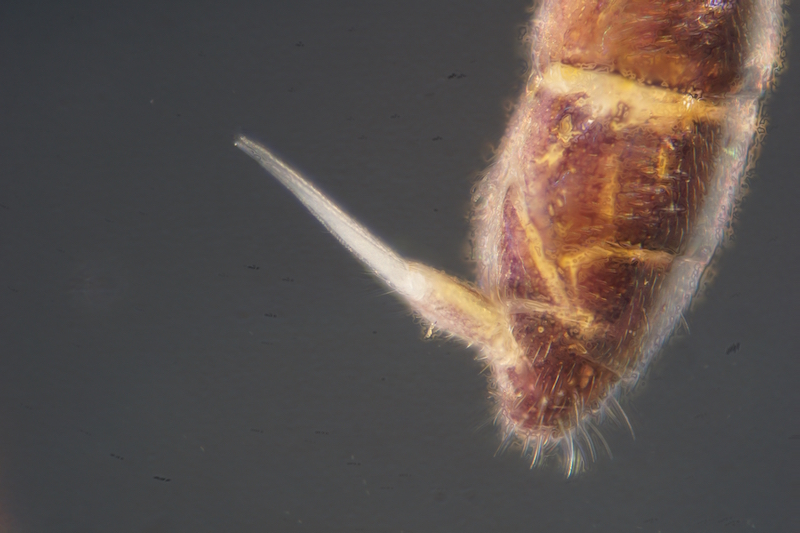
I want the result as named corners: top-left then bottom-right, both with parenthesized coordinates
top-left (236, 0), bottom-right (785, 475)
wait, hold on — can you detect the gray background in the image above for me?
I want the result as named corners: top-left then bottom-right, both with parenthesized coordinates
top-left (1, 1), bottom-right (798, 531)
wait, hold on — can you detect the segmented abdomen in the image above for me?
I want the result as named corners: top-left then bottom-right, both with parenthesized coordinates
top-left (474, 0), bottom-right (782, 467)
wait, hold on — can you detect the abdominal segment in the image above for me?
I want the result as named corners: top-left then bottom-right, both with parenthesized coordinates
top-left (494, 66), bottom-right (720, 433)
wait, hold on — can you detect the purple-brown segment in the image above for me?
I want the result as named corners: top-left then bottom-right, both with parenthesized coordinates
top-left (536, 0), bottom-right (767, 95)
top-left (493, 89), bottom-right (695, 434)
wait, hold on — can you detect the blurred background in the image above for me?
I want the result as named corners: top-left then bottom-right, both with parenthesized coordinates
top-left (1, 1), bottom-right (798, 531)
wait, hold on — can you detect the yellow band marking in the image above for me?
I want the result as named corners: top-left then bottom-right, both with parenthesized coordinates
top-left (539, 63), bottom-right (725, 128)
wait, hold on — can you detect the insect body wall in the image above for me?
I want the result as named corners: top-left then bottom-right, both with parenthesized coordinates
top-left (472, 0), bottom-right (783, 472)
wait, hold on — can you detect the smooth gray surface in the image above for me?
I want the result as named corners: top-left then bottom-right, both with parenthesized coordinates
top-left (1, 1), bottom-right (798, 531)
